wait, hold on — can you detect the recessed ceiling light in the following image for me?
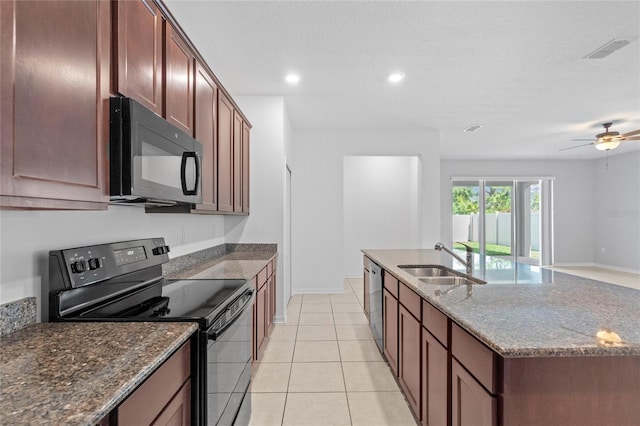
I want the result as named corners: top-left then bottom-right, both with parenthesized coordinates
top-left (285, 74), bottom-right (300, 84)
top-left (388, 72), bottom-right (405, 83)
top-left (464, 125), bottom-right (482, 133)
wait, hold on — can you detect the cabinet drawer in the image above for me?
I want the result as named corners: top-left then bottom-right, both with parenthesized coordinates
top-left (257, 266), bottom-right (268, 289)
top-left (267, 261), bottom-right (273, 278)
top-left (363, 256), bottom-right (370, 270)
top-left (118, 340), bottom-right (191, 425)
top-left (383, 272), bottom-right (398, 298)
top-left (422, 300), bottom-right (449, 348)
top-left (399, 282), bottom-right (421, 320)
top-left (451, 322), bottom-right (499, 394)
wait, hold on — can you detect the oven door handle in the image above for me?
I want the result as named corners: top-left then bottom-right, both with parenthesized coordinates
top-left (207, 289), bottom-right (255, 341)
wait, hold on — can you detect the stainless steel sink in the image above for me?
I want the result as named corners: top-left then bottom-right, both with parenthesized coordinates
top-left (419, 276), bottom-right (486, 286)
top-left (398, 264), bottom-right (461, 278)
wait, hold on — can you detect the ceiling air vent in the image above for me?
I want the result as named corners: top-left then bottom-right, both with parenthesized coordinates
top-left (464, 125), bottom-right (482, 133)
top-left (584, 39), bottom-right (631, 59)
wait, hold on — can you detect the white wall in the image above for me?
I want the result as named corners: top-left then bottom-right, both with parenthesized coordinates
top-left (225, 96), bottom-right (291, 320)
top-left (440, 160), bottom-right (595, 265)
top-left (0, 206), bottom-right (225, 313)
top-left (593, 151), bottom-right (640, 271)
top-left (343, 156), bottom-right (420, 277)
top-left (292, 130), bottom-right (440, 294)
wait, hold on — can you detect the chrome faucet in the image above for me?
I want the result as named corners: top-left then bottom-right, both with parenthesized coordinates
top-left (434, 242), bottom-right (473, 275)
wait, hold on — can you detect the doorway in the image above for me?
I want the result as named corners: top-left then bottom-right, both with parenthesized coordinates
top-left (451, 178), bottom-right (552, 265)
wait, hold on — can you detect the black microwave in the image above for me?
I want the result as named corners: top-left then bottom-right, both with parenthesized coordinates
top-left (109, 97), bottom-right (202, 205)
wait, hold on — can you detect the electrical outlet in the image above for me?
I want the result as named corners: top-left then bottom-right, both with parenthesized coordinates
top-left (601, 247), bottom-right (606, 254)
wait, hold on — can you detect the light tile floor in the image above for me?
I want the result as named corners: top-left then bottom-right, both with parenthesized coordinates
top-left (249, 278), bottom-right (418, 426)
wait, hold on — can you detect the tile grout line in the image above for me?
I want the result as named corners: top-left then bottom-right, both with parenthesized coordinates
top-left (335, 280), bottom-right (354, 425)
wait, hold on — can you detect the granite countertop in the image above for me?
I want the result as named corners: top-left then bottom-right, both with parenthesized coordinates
top-left (362, 249), bottom-right (640, 358)
top-left (0, 322), bottom-right (197, 425)
top-left (166, 250), bottom-right (278, 281)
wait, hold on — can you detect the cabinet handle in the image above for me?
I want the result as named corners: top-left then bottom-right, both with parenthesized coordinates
top-left (180, 151), bottom-right (200, 195)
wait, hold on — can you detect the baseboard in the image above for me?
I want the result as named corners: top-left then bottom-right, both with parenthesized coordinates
top-left (273, 315), bottom-right (287, 324)
top-left (593, 263), bottom-right (640, 275)
top-left (291, 289), bottom-right (344, 295)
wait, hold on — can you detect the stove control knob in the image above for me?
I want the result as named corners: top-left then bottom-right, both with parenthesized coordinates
top-left (88, 258), bottom-right (102, 270)
top-left (71, 260), bottom-right (87, 274)
top-left (153, 245), bottom-right (170, 255)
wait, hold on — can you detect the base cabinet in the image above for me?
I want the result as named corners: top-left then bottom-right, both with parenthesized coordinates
top-left (253, 258), bottom-right (278, 361)
top-left (117, 340), bottom-right (192, 426)
top-left (421, 329), bottom-right (448, 426)
top-left (452, 359), bottom-right (496, 426)
top-left (383, 288), bottom-right (399, 375)
top-left (398, 305), bottom-right (421, 417)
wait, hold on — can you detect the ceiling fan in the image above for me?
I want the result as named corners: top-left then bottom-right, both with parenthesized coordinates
top-left (560, 122), bottom-right (640, 152)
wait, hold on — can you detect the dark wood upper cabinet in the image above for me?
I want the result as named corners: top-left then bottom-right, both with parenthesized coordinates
top-left (0, 0), bottom-right (110, 210)
top-left (194, 61), bottom-right (218, 212)
top-left (242, 120), bottom-right (251, 213)
top-left (217, 92), bottom-right (234, 212)
top-left (165, 23), bottom-right (194, 136)
top-left (233, 112), bottom-right (243, 212)
top-left (115, 0), bottom-right (163, 114)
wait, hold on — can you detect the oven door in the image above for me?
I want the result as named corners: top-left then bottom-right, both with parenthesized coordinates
top-left (206, 289), bottom-right (254, 426)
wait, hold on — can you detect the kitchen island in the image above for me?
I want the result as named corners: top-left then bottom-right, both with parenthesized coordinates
top-left (363, 249), bottom-right (640, 426)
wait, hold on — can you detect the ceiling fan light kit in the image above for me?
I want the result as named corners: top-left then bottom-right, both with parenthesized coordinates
top-left (595, 141), bottom-right (621, 151)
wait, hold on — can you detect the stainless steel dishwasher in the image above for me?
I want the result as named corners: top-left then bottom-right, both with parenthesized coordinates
top-left (368, 260), bottom-right (383, 352)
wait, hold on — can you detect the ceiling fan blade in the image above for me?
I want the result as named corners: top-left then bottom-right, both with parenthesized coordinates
top-left (559, 142), bottom-right (594, 151)
top-left (621, 129), bottom-right (640, 138)
top-left (622, 136), bottom-right (640, 141)
top-left (571, 138), bottom-right (595, 142)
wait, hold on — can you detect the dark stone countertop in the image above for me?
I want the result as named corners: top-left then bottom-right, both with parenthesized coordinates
top-left (362, 249), bottom-right (640, 358)
top-left (0, 322), bottom-right (196, 425)
top-left (165, 248), bottom-right (278, 281)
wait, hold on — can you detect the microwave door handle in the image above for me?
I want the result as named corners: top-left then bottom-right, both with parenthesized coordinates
top-left (180, 152), bottom-right (199, 196)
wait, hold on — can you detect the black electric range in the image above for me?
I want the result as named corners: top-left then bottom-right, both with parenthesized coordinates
top-left (44, 237), bottom-right (254, 426)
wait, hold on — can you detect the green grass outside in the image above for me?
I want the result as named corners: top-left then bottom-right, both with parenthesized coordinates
top-left (453, 242), bottom-right (539, 259)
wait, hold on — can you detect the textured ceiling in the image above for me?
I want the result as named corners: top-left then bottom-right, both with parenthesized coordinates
top-left (164, 0), bottom-right (640, 160)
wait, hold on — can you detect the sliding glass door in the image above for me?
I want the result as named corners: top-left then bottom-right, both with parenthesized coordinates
top-left (452, 178), bottom-right (552, 266)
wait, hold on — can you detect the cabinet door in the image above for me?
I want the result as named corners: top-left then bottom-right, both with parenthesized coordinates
top-left (399, 305), bottom-right (421, 417)
top-left (256, 284), bottom-right (267, 357)
top-left (363, 267), bottom-right (370, 318)
top-left (118, 342), bottom-right (191, 426)
top-left (0, 0), bottom-right (109, 209)
top-left (194, 62), bottom-right (218, 211)
top-left (422, 329), bottom-right (448, 426)
top-left (383, 289), bottom-right (399, 376)
top-left (217, 92), bottom-right (234, 212)
top-left (266, 274), bottom-right (273, 334)
top-left (241, 121), bottom-right (251, 213)
top-left (165, 24), bottom-right (194, 136)
top-left (232, 112), bottom-right (243, 212)
top-left (151, 379), bottom-right (191, 426)
top-left (452, 359), bottom-right (497, 426)
top-left (115, 0), bottom-right (163, 114)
